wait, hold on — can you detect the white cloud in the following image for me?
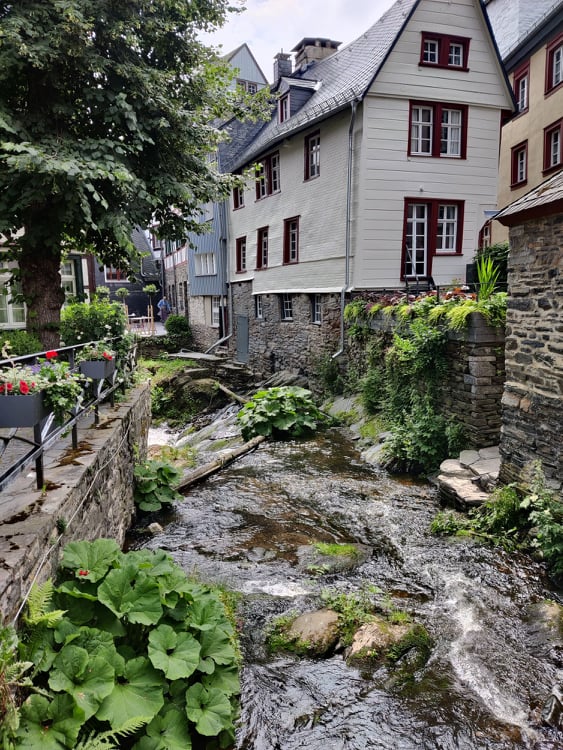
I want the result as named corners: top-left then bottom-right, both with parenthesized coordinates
top-left (201, 0), bottom-right (397, 81)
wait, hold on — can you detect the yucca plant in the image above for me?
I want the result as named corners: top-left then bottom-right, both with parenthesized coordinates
top-left (476, 255), bottom-right (500, 301)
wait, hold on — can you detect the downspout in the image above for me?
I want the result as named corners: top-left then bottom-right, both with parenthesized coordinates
top-left (333, 98), bottom-right (358, 359)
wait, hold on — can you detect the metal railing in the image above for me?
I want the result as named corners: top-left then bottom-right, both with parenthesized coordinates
top-left (0, 338), bottom-right (137, 492)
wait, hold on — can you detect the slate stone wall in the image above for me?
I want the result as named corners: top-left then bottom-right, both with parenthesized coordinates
top-left (499, 215), bottom-right (563, 494)
top-left (0, 383), bottom-right (151, 624)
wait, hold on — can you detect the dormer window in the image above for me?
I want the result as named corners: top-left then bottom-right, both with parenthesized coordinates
top-left (420, 32), bottom-right (470, 71)
top-left (279, 94), bottom-right (290, 122)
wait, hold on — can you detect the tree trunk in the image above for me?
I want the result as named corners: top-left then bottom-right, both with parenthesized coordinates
top-left (175, 435), bottom-right (266, 491)
top-left (20, 241), bottom-right (65, 349)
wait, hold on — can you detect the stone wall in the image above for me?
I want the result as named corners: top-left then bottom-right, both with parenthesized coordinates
top-left (0, 383), bottom-right (151, 624)
top-left (231, 282), bottom-right (342, 378)
top-left (499, 215), bottom-right (563, 494)
top-left (188, 294), bottom-right (219, 352)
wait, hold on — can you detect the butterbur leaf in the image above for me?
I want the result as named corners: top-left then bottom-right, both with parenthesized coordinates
top-left (186, 684), bottom-right (233, 737)
top-left (60, 539), bottom-right (121, 582)
top-left (133, 705), bottom-right (192, 750)
top-left (148, 624), bottom-right (201, 680)
top-left (17, 693), bottom-right (85, 749)
top-left (97, 565), bottom-right (163, 625)
top-left (202, 665), bottom-right (240, 697)
top-left (48, 645), bottom-right (115, 720)
top-left (97, 657), bottom-right (165, 728)
top-left (198, 627), bottom-right (237, 666)
top-left (187, 595), bottom-right (226, 632)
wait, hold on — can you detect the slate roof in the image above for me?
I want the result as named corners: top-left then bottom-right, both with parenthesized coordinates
top-left (495, 168), bottom-right (563, 225)
top-left (230, 0), bottom-right (420, 171)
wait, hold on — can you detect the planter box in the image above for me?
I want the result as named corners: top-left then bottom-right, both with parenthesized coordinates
top-left (0, 392), bottom-right (49, 428)
top-left (80, 359), bottom-right (115, 380)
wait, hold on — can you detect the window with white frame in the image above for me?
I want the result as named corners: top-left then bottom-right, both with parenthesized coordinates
top-left (423, 38), bottom-right (439, 64)
top-left (255, 295), bottom-right (263, 319)
top-left (256, 227), bottom-right (268, 269)
top-left (546, 36), bottom-right (563, 92)
top-left (409, 102), bottom-right (466, 158)
top-left (436, 205), bottom-right (459, 252)
top-left (312, 294), bottom-right (322, 324)
top-left (279, 94), bottom-right (290, 123)
top-left (544, 119), bottom-right (563, 172)
top-left (60, 260), bottom-right (77, 298)
top-left (233, 185), bottom-right (245, 210)
top-left (419, 32), bottom-right (470, 70)
top-left (283, 217), bottom-right (299, 264)
top-left (0, 278), bottom-right (25, 327)
top-left (211, 296), bottom-right (221, 327)
top-left (255, 152), bottom-right (280, 199)
top-left (511, 141), bottom-right (528, 187)
top-left (280, 293), bottom-right (293, 321)
top-left (236, 236), bottom-right (247, 273)
top-left (514, 63), bottom-right (529, 113)
top-left (194, 252), bottom-right (217, 276)
top-left (403, 198), bottom-right (464, 278)
top-left (305, 131), bottom-right (320, 180)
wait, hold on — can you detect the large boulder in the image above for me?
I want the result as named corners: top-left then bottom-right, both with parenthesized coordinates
top-left (346, 617), bottom-right (410, 663)
top-left (285, 609), bottom-right (340, 656)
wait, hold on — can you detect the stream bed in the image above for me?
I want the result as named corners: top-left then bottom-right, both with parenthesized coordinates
top-left (129, 423), bottom-right (563, 750)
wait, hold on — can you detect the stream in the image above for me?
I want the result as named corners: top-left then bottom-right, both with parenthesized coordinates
top-left (129, 417), bottom-right (563, 750)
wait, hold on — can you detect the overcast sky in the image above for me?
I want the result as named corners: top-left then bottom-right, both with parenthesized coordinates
top-left (200, 0), bottom-right (397, 83)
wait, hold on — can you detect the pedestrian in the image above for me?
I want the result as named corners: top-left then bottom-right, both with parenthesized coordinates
top-left (157, 295), bottom-right (171, 323)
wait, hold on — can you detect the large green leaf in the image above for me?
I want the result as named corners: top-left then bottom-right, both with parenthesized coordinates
top-left (60, 539), bottom-right (121, 582)
top-left (97, 657), bottom-right (165, 729)
top-left (188, 594), bottom-right (230, 633)
top-left (97, 565), bottom-right (163, 625)
top-left (17, 693), bottom-right (85, 750)
top-left (132, 705), bottom-right (192, 750)
top-left (48, 645), bottom-right (115, 720)
top-left (63, 626), bottom-right (120, 666)
top-left (202, 665), bottom-right (240, 697)
top-left (185, 684), bottom-right (233, 737)
top-left (148, 624), bottom-right (201, 680)
top-left (198, 627), bottom-right (237, 667)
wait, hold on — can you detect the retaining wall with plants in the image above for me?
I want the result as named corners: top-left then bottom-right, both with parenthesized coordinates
top-left (0, 382), bottom-right (151, 624)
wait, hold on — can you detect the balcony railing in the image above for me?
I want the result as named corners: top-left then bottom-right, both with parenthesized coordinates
top-left (0, 338), bottom-right (137, 492)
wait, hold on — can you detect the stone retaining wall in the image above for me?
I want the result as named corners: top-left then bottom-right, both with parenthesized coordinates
top-left (499, 215), bottom-right (563, 494)
top-left (0, 383), bottom-right (151, 624)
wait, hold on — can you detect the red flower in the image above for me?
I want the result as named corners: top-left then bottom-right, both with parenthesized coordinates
top-left (78, 569), bottom-right (89, 576)
top-left (0, 385), bottom-right (4, 393)
top-left (102, 352), bottom-right (113, 360)
top-left (19, 381), bottom-right (30, 395)
top-left (45, 350), bottom-right (58, 360)
top-left (6, 383), bottom-right (12, 392)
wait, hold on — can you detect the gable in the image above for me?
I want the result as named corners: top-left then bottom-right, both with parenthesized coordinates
top-left (369, 0), bottom-right (513, 110)
top-left (227, 44), bottom-right (268, 89)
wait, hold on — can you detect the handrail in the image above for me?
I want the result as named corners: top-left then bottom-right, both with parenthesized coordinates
top-left (0, 338), bottom-right (138, 492)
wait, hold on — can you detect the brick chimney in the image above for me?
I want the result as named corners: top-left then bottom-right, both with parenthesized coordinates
top-left (273, 52), bottom-right (292, 83)
top-left (292, 38), bottom-right (340, 70)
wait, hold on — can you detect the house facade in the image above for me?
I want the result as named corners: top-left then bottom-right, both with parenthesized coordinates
top-left (485, 0), bottom-right (563, 245)
top-left (227, 0), bottom-right (514, 376)
top-left (184, 44), bottom-right (268, 350)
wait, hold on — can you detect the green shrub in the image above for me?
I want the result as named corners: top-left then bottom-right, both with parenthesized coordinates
top-left (0, 330), bottom-right (43, 357)
top-left (15, 541), bottom-right (240, 749)
top-left (134, 459), bottom-right (182, 511)
top-left (61, 300), bottom-right (127, 346)
top-left (164, 314), bottom-right (192, 350)
top-left (237, 386), bottom-right (331, 441)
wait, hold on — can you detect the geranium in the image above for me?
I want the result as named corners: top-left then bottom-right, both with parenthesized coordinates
top-left (75, 341), bottom-right (116, 363)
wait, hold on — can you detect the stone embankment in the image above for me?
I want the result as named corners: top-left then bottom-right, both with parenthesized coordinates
top-left (435, 446), bottom-right (500, 509)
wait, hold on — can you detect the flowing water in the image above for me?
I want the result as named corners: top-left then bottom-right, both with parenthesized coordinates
top-left (130, 422), bottom-right (563, 750)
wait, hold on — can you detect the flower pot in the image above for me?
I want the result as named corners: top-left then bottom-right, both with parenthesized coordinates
top-left (0, 392), bottom-right (49, 428)
top-left (80, 359), bottom-right (115, 380)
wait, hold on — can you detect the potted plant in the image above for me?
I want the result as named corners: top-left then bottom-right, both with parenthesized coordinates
top-left (76, 342), bottom-right (116, 381)
top-left (0, 350), bottom-right (84, 427)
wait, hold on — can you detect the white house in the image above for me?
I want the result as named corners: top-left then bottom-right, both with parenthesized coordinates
top-left (226, 0), bottom-right (514, 374)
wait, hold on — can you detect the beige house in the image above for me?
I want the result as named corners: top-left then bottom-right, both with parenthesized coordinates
top-left (485, 0), bottom-right (563, 245)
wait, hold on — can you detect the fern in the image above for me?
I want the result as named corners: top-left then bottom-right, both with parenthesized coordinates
top-left (74, 717), bottom-right (150, 749)
top-left (23, 580), bottom-right (66, 628)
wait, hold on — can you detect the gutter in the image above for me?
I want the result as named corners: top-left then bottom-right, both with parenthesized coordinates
top-left (333, 98), bottom-right (358, 359)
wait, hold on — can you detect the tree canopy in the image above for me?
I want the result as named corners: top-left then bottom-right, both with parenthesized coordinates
top-left (0, 0), bottom-right (263, 345)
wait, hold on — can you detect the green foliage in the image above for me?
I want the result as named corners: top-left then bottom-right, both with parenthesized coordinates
top-left (0, 0), bottom-right (268, 341)
top-left (115, 288), bottom-right (129, 301)
top-left (314, 353), bottom-right (344, 397)
top-left (0, 626), bottom-right (34, 750)
top-left (476, 255), bottom-right (500, 301)
top-left (475, 243), bottom-right (509, 287)
top-left (61, 300), bottom-right (127, 346)
top-left (164, 315), bottom-right (192, 350)
top-left (320, 588), bottom-right (376, 646)
top-left (16, 541), bottom-right (240, 749)
top-left (312, 543), bottom-right (358, 557)
top-left (237, 386), bottom-right (331, 441)
top-left (0, 331), bottom-right (43, 357)
top-left (431, 465), bottom-right (563, 578)
top-left (133, 460), bottom-right (182, 512)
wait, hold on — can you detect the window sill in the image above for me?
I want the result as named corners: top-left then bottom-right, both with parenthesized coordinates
top-left (510, 179), bottom-right (528, 190)
top-left (543, 163), bottom-right (562, 176)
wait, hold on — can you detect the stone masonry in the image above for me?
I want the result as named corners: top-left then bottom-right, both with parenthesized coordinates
top-left (498, 214), bottom-right (563, 494)
top-left (0, 383), bottom-right (151, 624)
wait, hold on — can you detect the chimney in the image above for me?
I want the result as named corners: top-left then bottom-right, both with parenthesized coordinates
top-left (292, 38), bottom-right (340, 70)
top-left (273, 51), bottom-right (292, 83)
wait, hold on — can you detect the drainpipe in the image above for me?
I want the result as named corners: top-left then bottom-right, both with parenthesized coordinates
top-left (333, 98), bottom-right (358, 359)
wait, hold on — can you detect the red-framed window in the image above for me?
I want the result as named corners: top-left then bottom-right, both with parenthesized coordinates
top-left (401, 198), bottom-right (464, 279)
top-left (256, 227), bottom-right (269, 269)
top-left (544, 119), bottom-right (563, 173)
top-left (255, 152), bottom-right (280, 199)
top-left (304, 131), bottom-right (320, 180)
top-left (409, 102), bottom-right (468, 158)
top-left (283, 217), bottom-right (300, 264)
top-left (233, 185), bottom-right (244, 210)
top-left (236, 236), bottom-right (247, 273)
top-left (511, 141), bottom-right (528, 187)
top-left (279, 94), bottom-right (290, 123)
top-left (545, 33), bottom-right (563, 94)
top-left (104, 266), bottom-right (127, 282)
top-left (513, 62), bottom-right (529, 114)
top-left (478, 220), bottom-right (492, 250)
top-left (419, 32), bottom-right (470, 71)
